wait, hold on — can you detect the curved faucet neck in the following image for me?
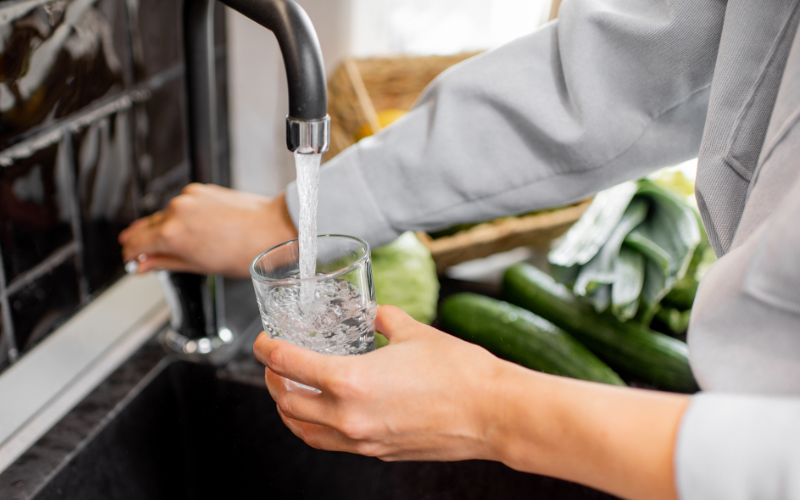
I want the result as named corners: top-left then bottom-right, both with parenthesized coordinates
top-left (220, 0), bottom-right (328, 122)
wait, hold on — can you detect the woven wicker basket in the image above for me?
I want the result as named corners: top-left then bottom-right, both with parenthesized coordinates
top-left (326, 53), bottom-right (480, 160)
top-left (326, 53), bottom-right (588, 271)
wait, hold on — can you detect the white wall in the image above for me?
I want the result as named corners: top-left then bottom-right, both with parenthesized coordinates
top-left (350, 0), bottom-right (551, 57)
top-left (226, 0), bottom-right (551, 196)
top-left (226, 0), bottom-right (353, 196)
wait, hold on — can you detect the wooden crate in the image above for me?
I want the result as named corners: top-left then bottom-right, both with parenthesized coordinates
top-left (326, 53), bottom-right (589, 271)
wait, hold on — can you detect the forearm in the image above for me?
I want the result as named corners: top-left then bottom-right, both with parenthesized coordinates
top-left (487, 362), bottom-right (689, 500)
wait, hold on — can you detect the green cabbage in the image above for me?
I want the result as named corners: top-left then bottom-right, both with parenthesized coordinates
top-left (372, 232), bottom-right (440, 347)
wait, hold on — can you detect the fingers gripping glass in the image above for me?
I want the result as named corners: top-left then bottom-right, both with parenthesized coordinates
top-left (250, 235), bottom-right (377, 356)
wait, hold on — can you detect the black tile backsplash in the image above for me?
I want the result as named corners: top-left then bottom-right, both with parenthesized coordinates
top-left (10, 260), bottom-right (81, 354)
top-left (0, 309), bottom-right (7, 371)
top-left (135, 76), bottom-right (190, 202)
top-left (0, 143), bottom-right (73, 283)
top-left (129, 0), bottom-right (194, 82)
top-left (0, 0), bottom-right (229, 373)
top-left (72, 111), bottom-right (137, 293)
top-left (0, 0), bottom-right (131, 148)
top-left (215, 52), bottom-right (231, 188)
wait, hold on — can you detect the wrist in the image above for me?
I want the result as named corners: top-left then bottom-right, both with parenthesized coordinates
top-left (476, 359), bottom-right (554, 469)
top-left (474, 357), bottom-right (508, 463)
top-left (230, 193), bottom-right (298, 278)
top-left (480, 362), bottom-right (690, 500)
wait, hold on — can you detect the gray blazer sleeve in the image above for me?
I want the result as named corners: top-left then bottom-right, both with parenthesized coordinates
top-left (677, 394), bottom-right (800, 499)
top-left (285, 0), bottom-right (726, 248)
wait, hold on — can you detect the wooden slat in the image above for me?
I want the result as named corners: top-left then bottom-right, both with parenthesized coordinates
top-left (419, 199), bottom-right (592, 273)
top-left (344, 58), bottom-right (381, 135)
top-left (549, 0), bottom-right (563, 21)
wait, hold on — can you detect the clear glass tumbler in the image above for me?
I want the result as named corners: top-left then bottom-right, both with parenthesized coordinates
top-left (250, 235), bottom-right (377, 356)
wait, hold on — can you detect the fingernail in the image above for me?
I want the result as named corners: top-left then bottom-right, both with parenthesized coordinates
top-left (137, 254), bottom-right (148, 262)
top-left (124, 260), bottom-right (139, 275)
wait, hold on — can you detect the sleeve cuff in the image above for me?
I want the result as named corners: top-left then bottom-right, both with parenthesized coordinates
top-left (285, 146), bottom-right (402, 249)
top-left (676, 392), bottom-right (800, 500)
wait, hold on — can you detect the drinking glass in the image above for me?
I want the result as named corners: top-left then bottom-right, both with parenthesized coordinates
top-left (250, 235), bottom-right (377, 356)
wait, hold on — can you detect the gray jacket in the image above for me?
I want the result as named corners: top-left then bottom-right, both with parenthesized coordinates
top-left (286, 0), bottom-right (800, 497)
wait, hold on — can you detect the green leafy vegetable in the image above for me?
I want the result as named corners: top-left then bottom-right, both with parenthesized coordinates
top-left (550, 182), bottom-right (640, 269)
top-left (372, 232), bottom-right (440, 347)
top-left (573, 198), bottom-right (649, 297)
top-left (627, 180), bottom-right (701, 308)
top-left (549, 178), bottom-right (701, 323)
top-left (611, 246), bottom-right (646, 320)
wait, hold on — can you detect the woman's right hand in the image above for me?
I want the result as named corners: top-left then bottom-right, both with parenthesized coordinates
top-left (119, 184), bottom-right (298, 279)
top-left (254, 305), bottom-right (689, 500)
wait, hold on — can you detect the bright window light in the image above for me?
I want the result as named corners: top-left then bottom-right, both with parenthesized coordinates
top-left (350, 0), bottom-right (553, 57)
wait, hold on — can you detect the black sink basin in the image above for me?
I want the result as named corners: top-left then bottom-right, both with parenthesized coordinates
top-left (30, 358), bottom-right (617, 500)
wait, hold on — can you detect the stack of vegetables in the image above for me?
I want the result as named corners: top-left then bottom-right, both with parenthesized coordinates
top-left (440, 173), bottom-right (715, 393)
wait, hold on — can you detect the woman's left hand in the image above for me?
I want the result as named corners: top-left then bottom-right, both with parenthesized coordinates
top-left (119, 185), bottom-right (297, 278)
top-left (252, 305), bottom-right (505, 462)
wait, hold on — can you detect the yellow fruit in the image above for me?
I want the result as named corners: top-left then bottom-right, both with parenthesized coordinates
top-left (354, 108), bottom-right (407, 142)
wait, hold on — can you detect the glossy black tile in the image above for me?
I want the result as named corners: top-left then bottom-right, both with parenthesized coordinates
top-left (0, 307), bottom-right (8, 373)
top-left (71, 111), bottom-right (136, 294)
top-left (0, 143), bottom-right (74, 283)
top-left (215, 55), bottom-right (230, 187)
top-left (98, 0), bottom-right (134, 87)
top-left (10, 260), bottom-right (81, 354)
top-left (0, 0), bottom-right (132, 148)
top-left (0, 0), bottom-right (229, 373)
top-left (129, 0), bottom-right (184, 82)
top-left (134, 76), bottom-right (189, 213)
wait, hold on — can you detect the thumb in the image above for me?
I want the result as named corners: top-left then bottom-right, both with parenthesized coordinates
top-left (375, 305), bottom-right (420, 343)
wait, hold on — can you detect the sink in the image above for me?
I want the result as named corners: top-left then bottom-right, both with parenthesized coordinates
top-left (31, 358), bottom-right (617, 500)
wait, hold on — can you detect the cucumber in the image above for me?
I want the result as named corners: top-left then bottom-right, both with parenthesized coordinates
top-left (503, 263), bottom-right (698, 393)
top-left (440, 293), bottom-right (625, 386)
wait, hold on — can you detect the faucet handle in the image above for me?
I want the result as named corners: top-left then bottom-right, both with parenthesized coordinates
top-left (286, 115), bottom-right (331, 154)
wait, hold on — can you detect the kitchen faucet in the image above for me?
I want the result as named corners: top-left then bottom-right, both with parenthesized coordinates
top-left (158, 0), bottom-right (330, 362)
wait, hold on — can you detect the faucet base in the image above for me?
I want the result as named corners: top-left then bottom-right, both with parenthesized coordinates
top-left (159, 327), bottom-right (237, 365)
